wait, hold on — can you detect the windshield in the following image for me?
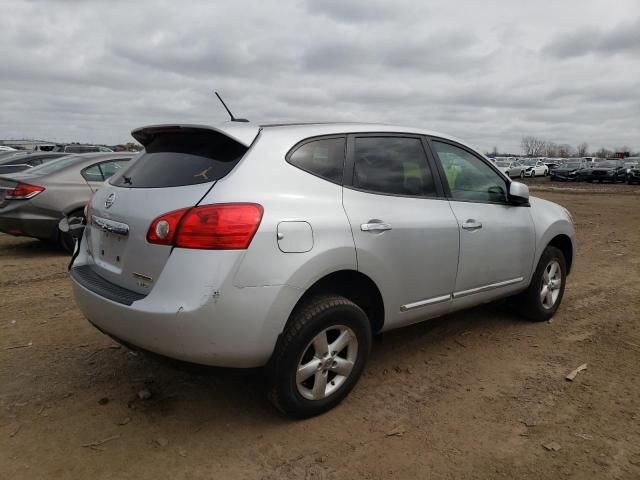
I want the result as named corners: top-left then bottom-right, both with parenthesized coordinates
top-left (496, 161), bottom-right (510, 167)
top-left (595, 161), bottom-right (617, 168)
top-left (522, 160), bottom-right (537, 166)
top-left (564, 162), bottom-right (581, 169)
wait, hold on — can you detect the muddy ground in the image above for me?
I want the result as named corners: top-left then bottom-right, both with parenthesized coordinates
top-left (1, 183), bottom-right (639, 479)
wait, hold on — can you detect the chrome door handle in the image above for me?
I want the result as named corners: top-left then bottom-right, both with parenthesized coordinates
top-left (462, 220), bottom-right (482, 231)
top-left (361, 222), bottom-right (392, 232)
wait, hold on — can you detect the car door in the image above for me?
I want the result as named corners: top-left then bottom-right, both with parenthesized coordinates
top-left (342, 134), bottom-right (460, 329)
top-left (428, 138), bottom-right (535, 307)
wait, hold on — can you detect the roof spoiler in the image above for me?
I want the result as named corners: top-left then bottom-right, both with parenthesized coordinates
top-left (131, 123), bottom-right (260, 148)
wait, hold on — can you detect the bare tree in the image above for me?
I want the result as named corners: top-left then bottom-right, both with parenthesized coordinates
top-left (521, 136), bottom-right (546, 156)
top-left (576, 142), bottom-right (588, 157)
top-left (557, 144), bottom-right (573, 158)
top-left (544, 141), bottom-right (558, 157)
top-left (595, 147), bottom-right (611, 158)
top-left (492, 146), bottom-right (498, 156)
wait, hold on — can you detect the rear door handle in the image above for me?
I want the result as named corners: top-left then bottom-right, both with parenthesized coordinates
top-left (361, 222), bottom-right (392, 232)
top-left (462, 219), bottom-right (482, 231)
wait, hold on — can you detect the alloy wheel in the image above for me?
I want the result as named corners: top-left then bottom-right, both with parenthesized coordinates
top-left (296, 326), bottom-right (358, 401)
top-left (540, 260), bottom-right (562, 309)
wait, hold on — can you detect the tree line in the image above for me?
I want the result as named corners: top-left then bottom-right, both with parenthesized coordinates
top-left (487, 137), bottom-right (637, 158)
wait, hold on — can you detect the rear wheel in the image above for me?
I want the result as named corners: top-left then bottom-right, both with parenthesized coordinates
top-left (517, 246), bottom-right (566, 322)
top-left (267, 295), bottom-right (372, 418)
top-left (59, 210), bottom-right (84, 254)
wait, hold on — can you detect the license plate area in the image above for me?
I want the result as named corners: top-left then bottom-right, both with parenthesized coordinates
top-left (91, 216), bottom-right (129, 273)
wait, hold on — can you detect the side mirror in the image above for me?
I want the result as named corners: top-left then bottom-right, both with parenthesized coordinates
top-left (509, 181), bottom-right (529, 205)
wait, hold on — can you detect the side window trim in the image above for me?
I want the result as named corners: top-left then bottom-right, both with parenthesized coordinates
top-left (285, 134), bottom-right (346, 186)
top-left (425, 136), bottom-right (512, 205)
top-left (344, 132), bottom-right (445, 199)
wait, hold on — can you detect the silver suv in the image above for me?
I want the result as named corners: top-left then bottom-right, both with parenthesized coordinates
top-left (69, 122), bottom-right (575, 418)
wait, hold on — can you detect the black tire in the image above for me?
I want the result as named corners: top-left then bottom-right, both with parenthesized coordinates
top-left (267, 295), bottom-right (372, 419)
top-left (517, 246), bottom-right (567, 322)
top-left (59, 210), bottom-right (84, 254)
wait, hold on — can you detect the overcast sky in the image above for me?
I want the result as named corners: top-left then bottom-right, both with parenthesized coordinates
top-left (1, 0), bottom-right (638, 153)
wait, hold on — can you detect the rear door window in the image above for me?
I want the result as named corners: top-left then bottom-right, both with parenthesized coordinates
top-left (352, 136), bottom-right (436, 197)
top-left (287, 137), bottom-right (345, 184)
top-left (82, 165), bottom-right (104, 182)
top-left (82, 160), bottom-right (130, 182)
top-left (100, 160), bottom-right (129, 179)
top-left (112, 130), bottom-right (247, 188)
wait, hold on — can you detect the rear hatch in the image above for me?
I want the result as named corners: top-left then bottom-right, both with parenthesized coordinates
top-left (83, 124), bottom-right (259, 294)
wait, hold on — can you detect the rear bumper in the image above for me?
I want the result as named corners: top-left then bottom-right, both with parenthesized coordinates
top-left (0, 202), bottom-right (59, 240)
top-left (70, 241), bottom-right (303, 368)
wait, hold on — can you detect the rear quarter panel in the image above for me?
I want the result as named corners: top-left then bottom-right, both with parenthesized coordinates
top-left (204, 130), bottom-right (357, 290)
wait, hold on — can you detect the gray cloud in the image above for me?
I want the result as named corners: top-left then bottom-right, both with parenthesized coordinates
top-left (0, 0), bottom-right (638, 153)
top-left (543, 18), bottom-right (640, 59)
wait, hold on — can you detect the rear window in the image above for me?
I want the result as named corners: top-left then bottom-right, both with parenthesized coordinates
top-left (112, 130), bottom-right (247, 188)
top-left (287, 137), bottom-right (345, 184)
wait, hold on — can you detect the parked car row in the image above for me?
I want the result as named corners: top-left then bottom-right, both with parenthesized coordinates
top-left (495, 159), bottom-right (549, 178)
top-left (0, 152), bottom-right (133, 251)
top-left (550, 158), bottom-right (639, 184)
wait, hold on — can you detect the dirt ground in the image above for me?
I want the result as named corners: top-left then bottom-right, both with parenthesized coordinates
top-left (1, 184), bottom-right (639, 479)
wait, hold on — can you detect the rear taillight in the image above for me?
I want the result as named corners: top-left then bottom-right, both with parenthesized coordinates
top-left (146, 203), bottom-right (263, 250)
top-left (146, 207), bottom-right (190, 246)
top-left (5, 182), bottom-right (45, 200)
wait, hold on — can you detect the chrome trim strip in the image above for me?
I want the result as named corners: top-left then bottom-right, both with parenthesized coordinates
top-left (400, 294), bottom-right (451, 312)
top-left (91, 215), bottom-right (129, 236)
top-left (132, 272), bottom-right (153, 282)
top-left (453, 277), bottom-right (524, 299)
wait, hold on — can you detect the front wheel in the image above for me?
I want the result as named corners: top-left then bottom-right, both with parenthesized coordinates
top-left (517, 246), bottom-right (567, 322)
top-left (267, 295), bottom-right (372, 418)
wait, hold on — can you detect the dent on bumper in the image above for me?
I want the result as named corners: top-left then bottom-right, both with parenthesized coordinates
top-left (71, 256), bottom-right (303, 368)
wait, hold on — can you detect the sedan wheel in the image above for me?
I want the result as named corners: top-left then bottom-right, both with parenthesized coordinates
top-left (59, 210), bottom-right (85, 254)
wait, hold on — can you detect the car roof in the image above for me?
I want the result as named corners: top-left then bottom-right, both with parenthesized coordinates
top-left (133, 121), bottom-right (465, 150)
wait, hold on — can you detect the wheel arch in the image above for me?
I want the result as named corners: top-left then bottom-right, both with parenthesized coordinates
top-left (548, 234), bottom-right (574, 274)
top-left (288, 269), bottom-right (385, 335)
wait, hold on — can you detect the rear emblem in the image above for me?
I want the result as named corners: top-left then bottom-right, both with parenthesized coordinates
top-left (105, 193), bottom-right (116, 209)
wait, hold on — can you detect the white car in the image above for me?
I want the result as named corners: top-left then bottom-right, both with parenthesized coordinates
top-left (495, 160), bottom-right (526, 178)
top-left (522, 160), bottom-right (549, 177)
top-left (0, 146), bottom-right (17, 152)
